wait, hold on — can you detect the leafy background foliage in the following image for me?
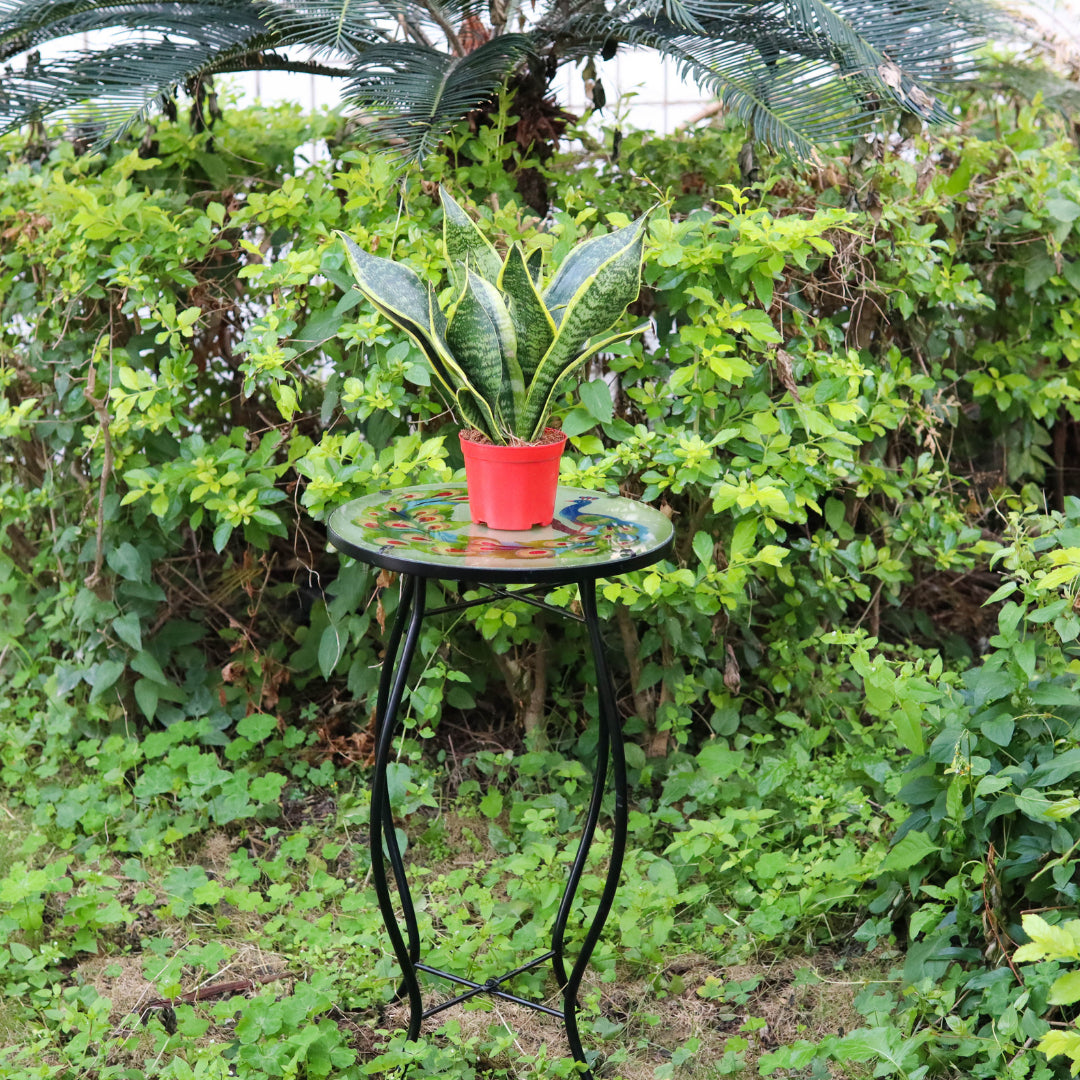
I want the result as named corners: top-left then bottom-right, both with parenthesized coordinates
top-left (1, 87), bottom-right (1080, 1078)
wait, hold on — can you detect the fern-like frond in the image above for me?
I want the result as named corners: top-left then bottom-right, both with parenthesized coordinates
top-left (0, 0), bottom-right (264, 61)
top-left (260, 0), bottom-right (391, 56)
top-left (342, 35), bottom-right (533, 162)
top-left (261, 0), bottom-right (492, 55)
top-left (552, 0), bottom-right (996, 151)
top-left (0, 36), bottom-right (269, 138)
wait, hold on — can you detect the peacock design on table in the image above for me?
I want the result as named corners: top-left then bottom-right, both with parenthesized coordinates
top-left (347, 488), bottom-right (649, 561)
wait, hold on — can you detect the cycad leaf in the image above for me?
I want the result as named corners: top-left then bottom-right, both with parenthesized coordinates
top-left (555, 0), bottom-right (995, 153)
top-left (441, 186), bottom-right (502, 285)
top-left (0, 0), bottom-right (265, 61)
top-left (498, 243), bottom-right (555, 385)
top-left (342, 35), bottom-right (532, 164)
top-left (260, 0), bottom-right (387, 55)
top-left (0, 37), bottom-right (270, 140)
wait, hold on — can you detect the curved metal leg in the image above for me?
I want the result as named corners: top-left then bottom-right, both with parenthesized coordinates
top-left (369, 574), bottom-right (427, 1039)
top-left (551, 677), bottom-right (610, 988)
top-left (556, 581), bottom-right (628, 1077)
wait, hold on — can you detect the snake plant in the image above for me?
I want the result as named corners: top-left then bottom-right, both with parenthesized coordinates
top-left (338, 188), bottom-right (649, 445)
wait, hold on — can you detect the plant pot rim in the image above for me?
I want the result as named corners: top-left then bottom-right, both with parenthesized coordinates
top-left (459, 426), bottom-right (566, 448)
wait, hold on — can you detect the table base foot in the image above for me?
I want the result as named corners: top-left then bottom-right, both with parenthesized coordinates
top-left (396, 953), bottom-right (599, 1078)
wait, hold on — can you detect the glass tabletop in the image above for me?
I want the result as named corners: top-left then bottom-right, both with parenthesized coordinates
top-left (327, 485), bottom-right (674, 583)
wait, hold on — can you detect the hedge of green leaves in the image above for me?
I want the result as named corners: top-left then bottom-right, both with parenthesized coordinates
top-left (1, 92), bottom-right (1080, 1077)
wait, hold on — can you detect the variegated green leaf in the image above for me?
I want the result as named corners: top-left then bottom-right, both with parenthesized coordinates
top-left (427, 288), bottom-right (493, 437)
top-left (441, 186), bottom-right (502, 285)
top-left (521, 216), bottom-right (649, 436)
top-left (543, 212), bottom-right (650, 328)
top-left (447, 269), bottom-right (522, 434)
top-left (498, 243), bottom-right (555, 385)
top-left (523, 323), bottom-right (648, 441)
top-left (337, 231), bottom-right (498, 438)
top-left (525, 246), bottom-right (543, 285)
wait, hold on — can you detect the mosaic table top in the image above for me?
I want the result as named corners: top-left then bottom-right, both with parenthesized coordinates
top-left (327, 485), bottom-right (674, 583)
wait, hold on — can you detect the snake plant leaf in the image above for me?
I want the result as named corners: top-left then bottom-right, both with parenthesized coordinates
top-left (521, 220), bottom-right (649, 438)
top-left (441, 187), bottom-right (502, 286)
top-left (524, 323), bottom-right (649, 442)
top-left (426, 288), bottom-right (493, 437)
top-left (338, 231), bottom-right (498, 437)
top-left (498, 243), bottom-right (556, 385)
top-left (543, 212), bottom-right (651, 328)
top-left (446, 269), bottom-right (522, 435)
top-left (338, 231), bottom-right (442, 363)
top-left (525, 246), bottom-right (544, 285)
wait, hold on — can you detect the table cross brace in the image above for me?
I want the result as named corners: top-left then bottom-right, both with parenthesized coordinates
top-left (416, 952), bottom-right (565, 1020)
top-left (426, 584), bottom-right (584, 623)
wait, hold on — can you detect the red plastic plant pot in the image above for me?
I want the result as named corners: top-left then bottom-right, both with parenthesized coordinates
top-left (459, 428), bottom-right (568, 530)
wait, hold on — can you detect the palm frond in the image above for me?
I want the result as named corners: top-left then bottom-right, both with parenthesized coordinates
top-left (553, 0), bottom-right (995, 151)
top-left (260, 0), bottom-right (390, 56)
top-left (342, 35), bottom-right (533, 162)
top-left (0, 0), bottom-right (265, 61)
top-left (260, 0), bottom-right (492, 56)
top-left (0, 36), bottom-right (269, 138)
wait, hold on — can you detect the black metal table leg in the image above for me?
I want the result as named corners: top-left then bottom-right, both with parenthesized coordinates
top-left (364, 575), bottom-right (628, 1074)
top-left (369, 573), bottom-right (427, 1037)
top-left (552, 580), bottom-right (628, 1077)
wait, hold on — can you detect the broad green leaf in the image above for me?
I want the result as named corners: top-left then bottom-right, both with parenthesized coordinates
top-left (1015, 913), bottom-right (1080, 962)
top-left (1030, 748), bottom-right (1080, 787)
top-left (879, 829), bottom-right (938, 872)
top-left (131, 650), bottom-right (166, 683)
top-left (441, 187), bottom-right (501, 284)
top-left (730, 518), bottom-right (757, 560)
top-left (107, 541), bottom-right (147, 582)
top-left (237, 714), bottom-right (278, 741)
top-left (895, 700), bottom-right (925, 756)
top-left (1036, 1029), bottom-right (1080, 1067)
top-left (111, 611), bottom-right (142, 652)
top-left (697, 741), bottom-right (744, 779)
top-left (498, 243), bottom-right (555, 383)
top-left (1037, 563), bottom-right (1080, 591)
top-left (1047, 197), bottom-right (1080, 223)
top-left (318, 623), bottom-right (343, 680)
top-left (692, 531), bottom-right (714, 565)
top-left (479, 789), bottom-right (503, 818)
top-left (579, 378), bottom-right (613, 423)
top-left (1048, 971), bottom-right (1080, 1006)
top-left (89, 659), bottom-right (125, 701)
top-left (133, 677), bottom-right (159, 720)
top-left (980, 715), bottom-right (1014, 746)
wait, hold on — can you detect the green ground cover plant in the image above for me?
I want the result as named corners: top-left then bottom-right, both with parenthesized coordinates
top-left (0, 87), bottom-right (1079, 1077)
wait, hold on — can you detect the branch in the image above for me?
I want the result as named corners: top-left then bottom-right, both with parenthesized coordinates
top-left (210, 53), bottom-right (354, 78)
top-left (81, 351), bottom-right (113, 591)
top-left (418, 1), bottom-right (466, 57)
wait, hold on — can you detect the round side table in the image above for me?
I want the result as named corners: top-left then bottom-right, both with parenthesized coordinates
top-left (327, 484), bottom-right (673, 1076)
